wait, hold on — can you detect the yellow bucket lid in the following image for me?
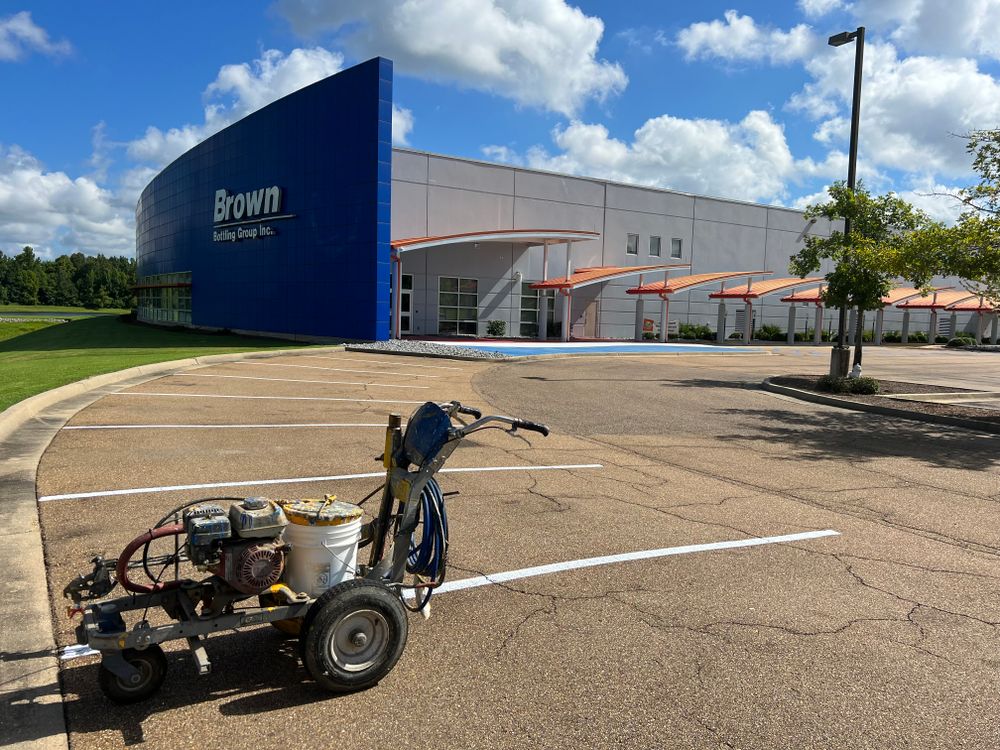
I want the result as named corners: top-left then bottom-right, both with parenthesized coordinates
top-left (281, 497), bottom-right (363, 526)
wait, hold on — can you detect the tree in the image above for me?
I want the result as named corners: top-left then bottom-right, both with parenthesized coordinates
top-left (901, 129), bottom-right (1000, 303)
top-left (790, 182), bottom-right (936, 368)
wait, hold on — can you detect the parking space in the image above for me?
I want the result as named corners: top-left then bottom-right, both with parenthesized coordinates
top-left (37, 347), bottom-right (1000, 748)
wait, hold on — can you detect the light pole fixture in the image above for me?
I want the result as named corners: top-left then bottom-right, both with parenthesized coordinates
top-left (827, 26), bottom-right (865, 376)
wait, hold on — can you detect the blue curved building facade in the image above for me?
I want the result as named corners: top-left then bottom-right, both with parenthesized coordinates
top-left (135, 57), bottom-right (392, 340)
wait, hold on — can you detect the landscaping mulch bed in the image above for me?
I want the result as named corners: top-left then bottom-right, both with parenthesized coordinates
top-left (771, 375), bottom-right (1000, 427)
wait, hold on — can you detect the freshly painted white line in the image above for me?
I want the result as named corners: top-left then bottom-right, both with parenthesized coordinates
top-left (183, 373), bottom-right (429, 390)
top-left (63, 423), bottom-right (389, 431)
top-left (435, 529), bottom-right (840, 594)
top-left (107, 392), bottom-right (425, 405)
top-left (245, 362), bottom-right (440, 379)
top-left (306, 355), bottom-right (462, 371)
top-left (37, 464), bottom-right (604, 502)
top-left (59, 528), bottom-right (837, 663)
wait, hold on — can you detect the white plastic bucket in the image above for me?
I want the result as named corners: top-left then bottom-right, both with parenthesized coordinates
top-left (283, 517), bottom-right (362, 597)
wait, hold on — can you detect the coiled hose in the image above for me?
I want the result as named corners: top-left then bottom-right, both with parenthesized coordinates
top-left (405, 477), bottom-right (448, 609)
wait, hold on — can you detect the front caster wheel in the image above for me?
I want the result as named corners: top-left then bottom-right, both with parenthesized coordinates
top-left (97, 645), bottom-right (168, 704)
top-left (300, 579), bottom-right (408, 693)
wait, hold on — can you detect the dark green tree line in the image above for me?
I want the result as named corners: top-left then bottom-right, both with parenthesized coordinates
top-left (0, 247), bottom-right (136, 309)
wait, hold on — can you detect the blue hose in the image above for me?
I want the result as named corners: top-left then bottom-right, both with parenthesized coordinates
top-left (406, 477), bottom-right (448, 583)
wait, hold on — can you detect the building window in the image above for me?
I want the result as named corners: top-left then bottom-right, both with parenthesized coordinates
top-left (136, 272), bottom-right (192, 324)
top-left (670, 238), bottom-right (683, 258)
top-left (438, 276), bottom-right (478, 336)
top-left (649, 236), bottom-right (661, 257)
top-left (519, 282), bottom-right (556, 338)
top-left (626, 233), bottom-right (639, 255)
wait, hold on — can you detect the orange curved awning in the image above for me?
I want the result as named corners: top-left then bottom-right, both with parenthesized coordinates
top-left (780, 286), bottom-right (825, 303)
top-left (532, 263), bottom-right (690, 291)
top-left (946, 296), bottom-right (998, 312)
top-left (709, 277), bottom-right (824, 300)
top-left (627, 270), bottom-right (771, 296)
top-left (881, 286), bottom-right (951, 306)
top-left (897, 290), bottom-right (977, 309)
top-left (392, 229), bottom-right (600, 253)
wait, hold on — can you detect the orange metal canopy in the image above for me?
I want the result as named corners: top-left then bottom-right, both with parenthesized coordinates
top-left (627, 270), bottom-right (771, 296)
top-left (779, 285), bottom-right (950, 306)
top-left (946, 296), bottom-right (998, 312)
top-left (531, 263), bottom-right (690, 291)
top-left (780, 286), bottom-right (825, 303)
top-left (897, 290), bottom-right (976, 309)
top-left (709, 277), bottom-right (824, 300)
top-left (391, 229), bottom-right (599, 252)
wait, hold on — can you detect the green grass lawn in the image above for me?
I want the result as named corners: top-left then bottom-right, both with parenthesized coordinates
top-left (0, 316), bottom-right (323, 413)
top-left (0, 303), bottom-right (131, 315)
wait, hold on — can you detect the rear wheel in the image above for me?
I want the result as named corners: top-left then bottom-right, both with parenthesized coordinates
top-left (300, 579), bottom-right (408, 693)
top-left (97, 645), bottom-right (167, 704)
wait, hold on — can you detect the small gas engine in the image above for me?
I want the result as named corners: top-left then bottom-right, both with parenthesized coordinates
top-left (182, 498), bottom-right (288, 595)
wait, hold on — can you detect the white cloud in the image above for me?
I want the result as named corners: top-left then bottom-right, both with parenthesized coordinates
top-left (126, 47), bottom-right (346, 170)
top-left (896, 179), bottom-right (967, 224)
top-left (0, 11), bottom-right (71, 62)
top-left (0, 145), bottom-right (132, 258)
top-left (677, 10), bottom-right (817, 65)
top-left (275, 0), bottom-right (627, 116)
top-left (798, 0), bottom-right (848, 18)
top-left (392, 104), bottom-right (414, 147)
top-left (789, 40), bottom-right (1000, 177)
top-left (493, 110), bottom-right (844, 204)
top-left (852, 0), bottom-right (1000, 59)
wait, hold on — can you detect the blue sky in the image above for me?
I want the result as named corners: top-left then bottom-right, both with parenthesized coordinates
top-left (3, 0), bottom-right (999, 258)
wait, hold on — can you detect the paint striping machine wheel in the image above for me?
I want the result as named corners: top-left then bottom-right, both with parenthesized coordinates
top-left (97, 645), bottom-right (168, 704)
top-left (300, 579), bottom-right (408, 693)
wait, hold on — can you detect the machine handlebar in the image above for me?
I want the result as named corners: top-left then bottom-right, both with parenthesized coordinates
top-left (511, 419), bottom-right (550, 437)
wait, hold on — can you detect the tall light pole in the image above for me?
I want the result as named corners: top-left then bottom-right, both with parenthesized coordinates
top-left (827, 26), bottom-right (865, 377)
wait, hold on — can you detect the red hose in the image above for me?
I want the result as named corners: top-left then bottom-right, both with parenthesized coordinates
top-left (116, 523), bottom-right (186, 593)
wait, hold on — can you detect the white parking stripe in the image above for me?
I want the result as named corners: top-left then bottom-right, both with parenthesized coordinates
top-left (244, 362), bottom-right (440, 379)
top-left (63, 423), bottom-right (389, 431)
top-left (37, 464), bottom-right (604, 502)
top-left (307, 355), bottom-right (462, 371)
top-left (183, 373), bottom-right (430, 390)
top-left (107, 392), bottom-right (425, 405)
top-left (59, 528), bottom-right (837, 663)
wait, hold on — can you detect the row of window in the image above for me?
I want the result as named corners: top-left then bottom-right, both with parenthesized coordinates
top-left (137, 272), bottom-right (192, 325)
top-left (626, 233), bottom-right (682, 258)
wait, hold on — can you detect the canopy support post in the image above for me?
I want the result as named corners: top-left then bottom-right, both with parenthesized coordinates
top-left (538, 240), bottom-right (550, 341)
top-left (902, 310), bottom-right (910, 343)
top-left (928, 309), bottom-right (938, 343)
top-left (976, 310), bottom-right (985, 343)
top-left (848, 308), bottom-right (858, 345)
top-left (561, 242), bottom-right (571, 342)
top-left (634, 274), bottom-right (645, 342)
top-left (814, 305), bottom-right (823, 345)
top-left (874, 307), bottom-right (884, 345)
top-left (743, 301), bottom-right (753, 342)
top-left (787, 304), bottom-right (796, 344)
top-left (949, 311), bottom-right (958, 339)
top-left (391, 252), bottom-right (402, 340)
top-left (992, 313), bottom-right (999, 344)
top-left (659, 296), bottom-right (669, 342)
top-left (716, 301), bottom-right (726, 343)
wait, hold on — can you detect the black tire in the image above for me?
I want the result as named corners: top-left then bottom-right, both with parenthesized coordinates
top-left (97, 645), bottom-right (168, 704)
top-left (300, 579), bottom-right (408, 693)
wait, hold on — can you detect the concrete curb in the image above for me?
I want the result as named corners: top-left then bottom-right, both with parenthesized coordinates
top-left (0, 345), bottom-right (343, 750)
top-left (761, 378), bottom-right (1000, 436)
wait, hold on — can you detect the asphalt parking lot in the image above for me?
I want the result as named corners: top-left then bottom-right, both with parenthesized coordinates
top-left (36, 346), bottom-right (1000, 749)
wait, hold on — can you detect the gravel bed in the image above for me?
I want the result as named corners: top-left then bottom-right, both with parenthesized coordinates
top-left (772, 375), bottom-right (1000, 426)
top-left (346, 339), bottom-right (510, 359)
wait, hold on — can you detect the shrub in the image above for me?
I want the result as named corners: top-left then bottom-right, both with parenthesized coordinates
top-left (486, 320), bottom-right (506, 337)
top-left (678, 323), bottom-right (713, 340)
top-left (909, 331), bottom-right (928, 343)
top-left (817, 375), bottom-right (880, 395)
top-left (845, 376), bottom-right (880, 395)
top-left (946, 336), bottom-right (975, 348)
top-left (882, 330), bottom-right (901, 343)
top-left (728, 331), bottom-right (743, 340)
top-left (934, 334), bottom-right (950, 344)
top-left (642, 331), bottom-right (655, 340)
top-left (753, 324), bottom-right (782, 341)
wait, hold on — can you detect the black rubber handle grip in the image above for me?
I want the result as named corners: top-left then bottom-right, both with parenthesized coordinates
top-left (515, 419), bottom-right (550, 437)
top-left (458, 405), bottom-right (482, 419)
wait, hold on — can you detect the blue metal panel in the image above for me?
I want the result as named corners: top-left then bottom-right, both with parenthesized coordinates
top-left (135, 57), bottom-right (392, 340)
